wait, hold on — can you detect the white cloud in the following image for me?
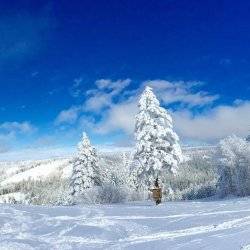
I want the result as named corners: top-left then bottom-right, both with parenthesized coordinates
top-left (54, 106), bottom-right (81, 125)
top-left (0, 143), bottom-right (10, 153)
top-left (93, 100), bottom-right (137, 135)
top-left (0, 133), bottom-right (14, 153)
top-left (94, 99), bottom-right (250, 143)
top-left (85, 79), bottom-right (131, 112)
top-left (55, 79), bottom-right (132, 127)
top-left (55, 78), bottom-right (131, 125)
top-left (83, 79), bottom-right (219, 136)
top-left (0, 121), bottom-right (36, 134)
top-left (0, 121), bottom-right (36, 153)
top-left (54, 78), bottom-right (250, 144)
top-left (173, 101), bottom-right (250, 142)
top-left (95, 79), bottom-right (131, 92)
top-left (143, 80), bottom-right (219, 107)
top-left (69, 78), bottom-right (83, 98)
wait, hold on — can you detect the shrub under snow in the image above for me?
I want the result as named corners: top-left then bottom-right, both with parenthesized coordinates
top-left (217, 135), bottom-right (250, 197)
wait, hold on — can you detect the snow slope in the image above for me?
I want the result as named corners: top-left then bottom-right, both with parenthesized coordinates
top-left (1, 197), bottom-right (250, 249)
top-left (0, 150), bottom-right (135, 190)
top-left (0, 159), bottom-right (70, 186)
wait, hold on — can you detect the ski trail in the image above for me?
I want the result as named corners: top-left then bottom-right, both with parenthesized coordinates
top-left (118, 215), bottom-right (250, 247)
top-left (92, 208), bottom-right (250, 220)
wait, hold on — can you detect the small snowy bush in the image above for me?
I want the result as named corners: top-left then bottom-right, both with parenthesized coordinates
top-left (97, 184), bottom-right (128, 204)
top-left (71, 185), bottom-right (129, 204)
top-left (182, 183), bottom-right (216, 200)
top-left (217, 135), bottom-right (250, 197)
top-left (25, 177), bottom-right (70, 205)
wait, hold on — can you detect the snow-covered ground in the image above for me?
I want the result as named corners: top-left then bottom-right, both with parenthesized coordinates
top-left (1, 198), bottom-right (250, 250)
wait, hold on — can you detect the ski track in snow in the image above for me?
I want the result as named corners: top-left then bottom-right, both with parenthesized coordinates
top-left (1, 199), bottom-right (250, 249)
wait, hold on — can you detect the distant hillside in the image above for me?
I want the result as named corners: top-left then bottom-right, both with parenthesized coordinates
top-left (0, 146), bottom-right (217, 204)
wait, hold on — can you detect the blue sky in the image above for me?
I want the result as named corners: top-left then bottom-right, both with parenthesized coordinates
top-left (1, 0), bottom-right (250, 153)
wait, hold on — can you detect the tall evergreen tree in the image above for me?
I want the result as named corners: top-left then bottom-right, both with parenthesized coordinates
top-left (134, 86), bottom-right (182, 187)
top-left (70, 132), bottom-right (99, 196)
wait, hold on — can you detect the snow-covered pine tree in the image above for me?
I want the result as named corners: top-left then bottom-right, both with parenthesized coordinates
top-left (134, 86), bottom-right (182, 187)
top-left (70, 132), bottom-right (100, 196)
